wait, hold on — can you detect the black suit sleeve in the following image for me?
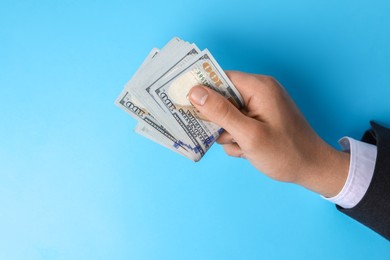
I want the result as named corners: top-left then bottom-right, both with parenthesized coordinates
top-left (337, 122), bottom-right (390, 240)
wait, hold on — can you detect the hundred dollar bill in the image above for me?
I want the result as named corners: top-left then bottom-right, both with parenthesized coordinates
top-left (115, 48), bottom-right (195, 158)
top-left (117, 90), bottom-right (194, 158)
top-left (130, 38), bottom-right (193, 90)
top-left (132, 47), bottom-right (202, 142)
top-left (147, 49), bottom-right (244, 161)
top-left (115, 37), bottom-right (243, 161)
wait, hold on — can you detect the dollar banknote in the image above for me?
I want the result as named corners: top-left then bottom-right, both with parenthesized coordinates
top-left (115, 37), bottom-right (243, 161)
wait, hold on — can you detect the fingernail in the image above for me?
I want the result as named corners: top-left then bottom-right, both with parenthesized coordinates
top-left (189, 87), bottom-right (208, 106)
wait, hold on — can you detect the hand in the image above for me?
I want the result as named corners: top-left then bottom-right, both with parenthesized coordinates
top-left (188, 71), bottom-right (350, 198)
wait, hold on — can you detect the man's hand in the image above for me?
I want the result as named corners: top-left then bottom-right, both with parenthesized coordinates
top-left (189, 71), bottom-right (350, 198)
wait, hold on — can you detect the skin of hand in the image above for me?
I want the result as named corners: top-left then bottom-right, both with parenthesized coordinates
top-left (188, 71), bottom-right (350, 198)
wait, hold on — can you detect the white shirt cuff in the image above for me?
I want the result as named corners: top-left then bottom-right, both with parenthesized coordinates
top-left (323, 137), bottom-right (377, 209)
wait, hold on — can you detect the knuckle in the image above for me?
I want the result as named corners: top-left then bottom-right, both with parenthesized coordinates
top-left (227, 71), bottom-right (259, 87)
top-left (216, 131), bottom-right (232, 144)
top-left (225, 151), bottom-right (236, 157)
top-left (256, 75), bottom-right (280, 88)
top-left (256, 75), bottom-right (276, 83)
top-left (223, 144), bottom-right (240, 157)
top-left (266, 75), bottom-right (278, 84)
top-left (255, 75), bottom-right (284, 99)
top-left (226, 70), bottom-right (246, 83)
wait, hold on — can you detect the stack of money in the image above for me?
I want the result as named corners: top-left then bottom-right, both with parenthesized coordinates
top-left (115, 37), bottom-right (244, 161)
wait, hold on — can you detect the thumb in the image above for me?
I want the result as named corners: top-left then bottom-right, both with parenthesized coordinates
top-left (188, 85), bottom-right (253, 142)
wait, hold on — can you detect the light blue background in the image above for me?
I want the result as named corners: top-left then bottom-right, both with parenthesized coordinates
top-left (1, 0), bottom-right (389, 259)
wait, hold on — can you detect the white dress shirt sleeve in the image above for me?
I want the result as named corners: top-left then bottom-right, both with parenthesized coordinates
top-left (323, 137), bottom-right (377, 209)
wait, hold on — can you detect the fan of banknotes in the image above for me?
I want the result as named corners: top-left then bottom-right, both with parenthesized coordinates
top-left (115, 37), bottom-right (244, 161)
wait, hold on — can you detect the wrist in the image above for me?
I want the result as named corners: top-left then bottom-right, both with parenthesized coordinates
top-left (296, 142), bottom-right (350, 198)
